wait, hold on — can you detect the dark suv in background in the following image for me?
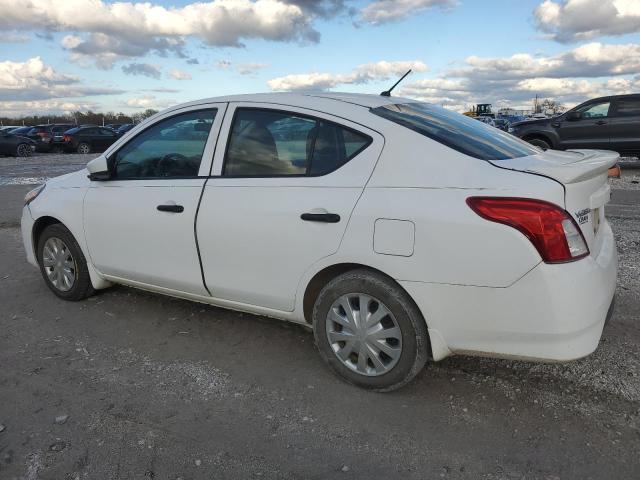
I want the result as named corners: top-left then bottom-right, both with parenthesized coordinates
top-left (62, 126), bottom-right (118, 154)
top-left (509, 94), bottom-right (640, 156)
top-left (27, 124), bottom-right (77, 152)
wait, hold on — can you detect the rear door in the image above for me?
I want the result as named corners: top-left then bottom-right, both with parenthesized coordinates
top-left (608, 96), bottom-right (640, 155)
top-left (197, 103), bottom-right (383, 311)
top-left (558, 100), bottom-right (611, 150)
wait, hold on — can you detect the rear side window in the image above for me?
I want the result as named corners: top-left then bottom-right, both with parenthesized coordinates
top-left (370, 102), bottom-right (539, 160)
top-left (614, 98), bottom-right (640, 117)
top-left (223, 108), bottom-right (371, 177)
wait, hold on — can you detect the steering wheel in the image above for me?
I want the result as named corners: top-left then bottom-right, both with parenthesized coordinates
top-left (157, 153), bottom-right (188, 177)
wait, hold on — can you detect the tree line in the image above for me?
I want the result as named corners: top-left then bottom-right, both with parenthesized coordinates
top-left (0, 109), bottom-right (159, 127)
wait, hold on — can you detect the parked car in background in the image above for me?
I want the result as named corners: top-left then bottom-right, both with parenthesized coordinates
top-left (0, 126), bottom-right (21, 133)
top-left (105, 123), bottom-right (125, 131)
top-left (9, 126), bottom-right (34, 137)
top-left (509, 94), bottom-right (640, 155)
top-left (0, 129), bottom-right (36, 157)
top-left (27, 124), bottom-right (77, 152)
top-left (22, 93), bottom-right (617, 391)
top-left (62, 126), bottom-right (118, 154)
top-left (116, 123), bottom-right (135, 137)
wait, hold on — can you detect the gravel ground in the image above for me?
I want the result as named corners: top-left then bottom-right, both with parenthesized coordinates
top-left (0, 152), bottom-right (96, 185)
top-left (611, 170), bottom-right (640, 191)
top-left (0, 152), bottom-right (638, 479)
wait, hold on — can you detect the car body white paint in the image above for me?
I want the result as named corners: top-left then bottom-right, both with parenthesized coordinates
top-left (22, 92), bottom-right (618, 363)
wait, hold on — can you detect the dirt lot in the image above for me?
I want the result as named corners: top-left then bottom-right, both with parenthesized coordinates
top-left (0, 154), bottom-right (639, 479)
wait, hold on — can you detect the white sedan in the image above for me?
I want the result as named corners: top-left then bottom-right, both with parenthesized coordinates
top-left (21, 93), bottom-right (617, 391)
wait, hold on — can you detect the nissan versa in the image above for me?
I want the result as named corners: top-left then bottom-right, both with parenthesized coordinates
top-left (21, 93), bottom-right (617, 391)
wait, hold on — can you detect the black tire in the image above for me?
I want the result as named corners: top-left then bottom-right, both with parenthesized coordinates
top-left (37, 224), bottom-right (95, 301)
top-left (16, 143), bottom-right (32, 157)
top-left (312, 269), bottom-right (429, 392)
top-left (526, 138), bottom-right (551, 150)
top-left (77, 142), bottom-right (90, 154)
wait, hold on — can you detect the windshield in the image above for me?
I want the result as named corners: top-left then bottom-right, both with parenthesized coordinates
top-left (370, 102), bottom-right (540, 160)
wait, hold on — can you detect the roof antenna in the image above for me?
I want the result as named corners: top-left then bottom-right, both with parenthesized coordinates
top-left (380, 69), bottom-right (412, 97)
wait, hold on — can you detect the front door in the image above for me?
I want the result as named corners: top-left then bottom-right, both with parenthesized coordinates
top-left (558, 100), bottom-right (611, 150)
top-left (197, 103), bottom-right (383, 311)
top-left (83, 104), bottom-right (226, 295)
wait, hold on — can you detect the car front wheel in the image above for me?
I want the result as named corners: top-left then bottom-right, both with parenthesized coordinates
top-left (37, 224), bottom-right (95, 301)
top-left (312, 269), bottom-right (429, 391)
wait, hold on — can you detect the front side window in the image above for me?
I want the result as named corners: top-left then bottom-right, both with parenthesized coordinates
top-left (577, 101), bottom-right (610, 118)
top-left (223, 109), bottom-right (371, 176)
top-left (112, 109), bottom-right (216, 179)
top-left (371, 102), bottom-right (539, 160)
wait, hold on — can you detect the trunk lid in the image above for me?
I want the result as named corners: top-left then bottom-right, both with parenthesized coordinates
top-left (489, 149), bottom-right (618, 255)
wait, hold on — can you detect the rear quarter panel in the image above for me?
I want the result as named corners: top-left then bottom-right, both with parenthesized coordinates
top-left (339, 126), bottom-right (566, 288)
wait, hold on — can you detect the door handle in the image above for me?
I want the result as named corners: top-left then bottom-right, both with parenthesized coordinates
top-left (301, 212), bottom-right (340, 223)
top-left (157, 204), bottom-right (184, 213)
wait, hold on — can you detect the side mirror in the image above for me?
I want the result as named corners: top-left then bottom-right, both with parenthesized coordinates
top-left (87, 156), bottom-right (111, 181)
top-left (566, 111), bottom-right (582, 121)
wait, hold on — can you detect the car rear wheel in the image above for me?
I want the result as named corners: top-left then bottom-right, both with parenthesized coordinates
top-left (312, 269), bottom-right (429, 391)
top-left (77, 142), bottom-right (91, 154)
top-left (526, 138), bottom-right (551, 150)
top-left (16, 143), bottom-right (32, 157)
top-left (37, 224), bottom-right (95, 301)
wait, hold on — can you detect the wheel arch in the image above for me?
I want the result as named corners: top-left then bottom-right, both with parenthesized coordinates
top-left (31, 215), bottom-right (111, 290)
top-left (522, 132), bottom-right (555, 148)
top-left (32, 215), bottom-right (62, 254)
top-left (302, 263), bottom-right (430, 341)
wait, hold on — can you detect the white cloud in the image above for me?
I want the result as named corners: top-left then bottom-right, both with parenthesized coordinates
top-left (0, 32), bottom-right (29, 43)
top-left (0, 99), bottom-right (102, 117)
top-left (0, 56), bottom-right (125, 101)
top-left (400, 42), bottom-right (640, 110)
top-left (534, 0), bottom-right (640, 42)
top-left (0, 0), bottom-right (317, 67)
top-left (215, 60), bottom-right (268, 74)
top-left (359, 0), bottom-right (457, 24)
top-left (451, 42), bottom-right (640, 80)
top-left (122, 63), bottom-right (162, 79)
top-left (216, 60), bottom-right (232, 70)
top-left (237, 62), bottom-right (269, 75)
top-left (268, 60), bottom-right (427, 90)
top-left (125, 95), bottom-right (174, 109)
top-left (169, 69), bottom-right (192, 80)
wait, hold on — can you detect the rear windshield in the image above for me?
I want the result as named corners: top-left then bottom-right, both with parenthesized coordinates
top-left (370, 102), bottom-right (539, 160)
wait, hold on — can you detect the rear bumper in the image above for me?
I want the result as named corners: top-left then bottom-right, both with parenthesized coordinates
top-left (401, 220), bottom-right (617, 362)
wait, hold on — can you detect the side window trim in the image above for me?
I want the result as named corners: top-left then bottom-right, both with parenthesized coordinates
top-left (105, 106), bottom-right (221, 181)
top-left (219, 106), bottom-right (373, 178)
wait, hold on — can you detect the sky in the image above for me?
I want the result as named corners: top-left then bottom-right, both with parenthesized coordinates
top-left (0, 0), bottom-right (639, 117)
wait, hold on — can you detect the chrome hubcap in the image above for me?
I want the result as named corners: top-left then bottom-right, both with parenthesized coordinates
top-left (78, 144), bottom-right (89, 154)
top-left (42, 237), bottom-right (76, 292)
top-left (326, 294), bottom-right (402, 376)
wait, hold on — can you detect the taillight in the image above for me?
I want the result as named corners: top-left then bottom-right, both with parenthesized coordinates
top-left (63, 135), bottom-right (71, 142)
top-left (467, 197), bottom-right (589, 263)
